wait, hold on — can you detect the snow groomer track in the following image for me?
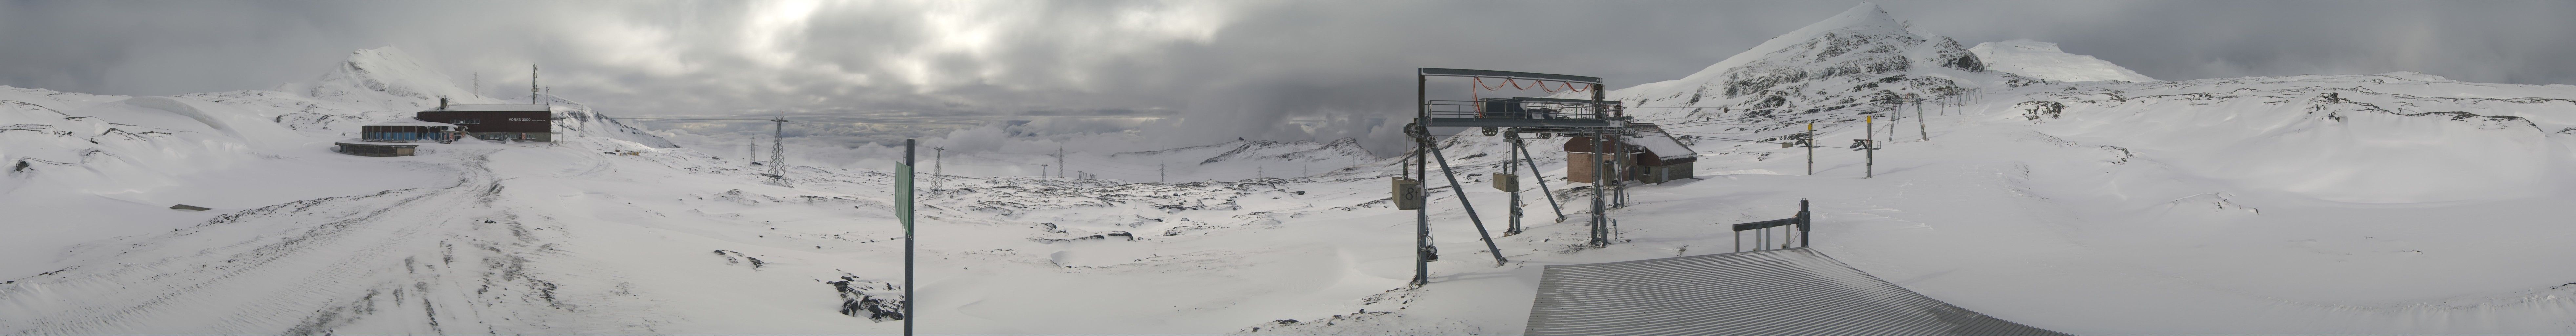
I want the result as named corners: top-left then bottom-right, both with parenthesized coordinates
top-left (1524, 248), bottom-right (2064, 336)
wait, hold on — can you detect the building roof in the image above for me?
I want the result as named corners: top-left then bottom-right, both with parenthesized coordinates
top-left (1523, 247), bottom-right (2064, 336)
top-left (1628, 124), bottom-right (1695, 161)
top-left (427, 104), bottom-right (552, 112)
top-left (364, 119), bottom-right (460, 127)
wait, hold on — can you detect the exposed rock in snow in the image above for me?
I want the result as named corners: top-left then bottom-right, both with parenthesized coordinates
top-left (1972, 39), bottom-right (2158, 83)
top-left (825, 274), bottom-right (905, 322)
top-left (2163, 192), bottom-right (2259, 215)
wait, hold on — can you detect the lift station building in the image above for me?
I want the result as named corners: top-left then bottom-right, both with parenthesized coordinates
top-left (1563, 123), bottom-right (1696, 184)
top-left (416, 103), bottom-right (555, 142)
top-left (335, 119), bottom-right (462, 157)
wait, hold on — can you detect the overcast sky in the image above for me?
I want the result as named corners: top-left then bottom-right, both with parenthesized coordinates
top-left (6, 0), bottom-right (2574, 152)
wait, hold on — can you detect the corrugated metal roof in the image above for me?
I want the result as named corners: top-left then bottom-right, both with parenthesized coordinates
top-left (1524, 248), bottom-right (2064, 336)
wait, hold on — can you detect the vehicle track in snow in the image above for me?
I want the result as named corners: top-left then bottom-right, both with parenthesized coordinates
top-left (0, 149), bottom-right (601, 335)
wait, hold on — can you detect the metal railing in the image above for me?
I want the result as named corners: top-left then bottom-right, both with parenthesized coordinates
top-left (1732, 200), bottom-right (1812, 252)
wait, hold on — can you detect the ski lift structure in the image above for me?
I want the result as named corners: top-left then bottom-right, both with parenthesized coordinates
top-left (1399, 68), bottom-right (1633, 287)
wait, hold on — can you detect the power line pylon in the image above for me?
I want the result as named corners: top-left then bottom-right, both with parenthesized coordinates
top-left (932, 147), bottom-right (944, 191)
top-left (765, 118), bottom-right (788, 186)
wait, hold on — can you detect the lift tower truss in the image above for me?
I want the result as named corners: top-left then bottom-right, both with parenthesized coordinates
top-left (1407, 68), bottom-right (1627, 287)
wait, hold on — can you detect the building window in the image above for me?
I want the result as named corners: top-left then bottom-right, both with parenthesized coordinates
top-left (455, 119), bottom-right (480, 124)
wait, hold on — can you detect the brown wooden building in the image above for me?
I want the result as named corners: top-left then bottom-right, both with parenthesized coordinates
top-left (1563, 123), bottom-right (1697, 184)
top-left (416, 104), bottom-right (555, 142)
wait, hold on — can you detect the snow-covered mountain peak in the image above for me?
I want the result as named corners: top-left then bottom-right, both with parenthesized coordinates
top-left (293, 46), bottom-right (490, 111)
top-left (1971, 39), bottom-right (2157, 83)
top-left (1646, 2), bottom-right (1909, 89)
top-left (1795, 2), bottom-right (1905, 35)
top-left (1609, 2), bottom-right (2008, 129)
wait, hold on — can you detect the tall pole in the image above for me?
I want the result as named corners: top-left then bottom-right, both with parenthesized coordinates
top-left (1412, 130), bottom-right (1429, 287)
top-left (530, 65), bottom-right (539, 105)
top-left (1609, 104), bottom-right (1626, 209)
top-left (1576, 128), bottom-right (1597, 247)
top-left (1865, 116), bottom-right (1875, 178)
top-left (1411, 72), bottom-right (1429, 288)
top-left (1591, 83), bottom-right (1610, 245)
top-left (1887, 98), bottom-right (1901, 144)
top-left (897, 139), bottom-right (915, 336)
top-left (1917, 96), bottom-right (1929, 141)
top-left (1504, 133), bottom-right (1523, 235)
top-left (1805, 123), bottom-right (1815, 175)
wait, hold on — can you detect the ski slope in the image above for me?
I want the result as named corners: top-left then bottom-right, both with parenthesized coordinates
top-left (10, 3), bottom-right (2576, 335)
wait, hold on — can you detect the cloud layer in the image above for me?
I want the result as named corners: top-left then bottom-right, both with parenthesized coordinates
top-left (6, 1), bottom-right (2574, 156)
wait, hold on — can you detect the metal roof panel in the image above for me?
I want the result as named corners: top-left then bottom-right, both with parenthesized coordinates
top-left (1525, 248), bottom-right (2064, 336)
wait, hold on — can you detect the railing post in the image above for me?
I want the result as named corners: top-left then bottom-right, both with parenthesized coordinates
top-left (1797, 200), bottom-right (1811, 248)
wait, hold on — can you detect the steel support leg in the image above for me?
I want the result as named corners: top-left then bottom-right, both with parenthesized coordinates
top-left (1431, 143), bottom-right (1509, 267)
top-left (1517, 139), bottom-right (1566, 222)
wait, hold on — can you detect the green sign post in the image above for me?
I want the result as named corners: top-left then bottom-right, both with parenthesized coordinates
top-left (897, 139), bottom-right (915, 336)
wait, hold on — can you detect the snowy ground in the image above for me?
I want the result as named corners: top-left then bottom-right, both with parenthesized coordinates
top-left (11, 3), bottom-right (2576, 335)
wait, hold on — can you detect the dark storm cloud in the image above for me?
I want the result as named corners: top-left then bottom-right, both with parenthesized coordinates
top-left (5, 1), bottom-right (2573, 153)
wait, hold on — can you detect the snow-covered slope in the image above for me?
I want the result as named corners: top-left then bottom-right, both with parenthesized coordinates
top-left (11, 3), bottom-right (2576, 335)
top-left (1972, 39), bottom-right (2158, 82)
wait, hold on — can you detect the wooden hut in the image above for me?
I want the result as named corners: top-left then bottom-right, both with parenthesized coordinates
top-left (1563, 123), bottom-right (1697, 184)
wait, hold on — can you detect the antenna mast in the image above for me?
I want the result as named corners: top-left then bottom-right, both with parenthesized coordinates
top-left (529, 65), bottom-right (540, 105)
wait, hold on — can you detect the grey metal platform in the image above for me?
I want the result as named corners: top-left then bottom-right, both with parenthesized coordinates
top-left (1424, 117), bottom-right (1612, 128)
top-left (1524, 248), bottom-right (2065, 336)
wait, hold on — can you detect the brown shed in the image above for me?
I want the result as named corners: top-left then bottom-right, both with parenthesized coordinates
top-left (416, 104), bottom-right (555, 142)
top-left (1563, 123), bottom-right (1697, 184)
